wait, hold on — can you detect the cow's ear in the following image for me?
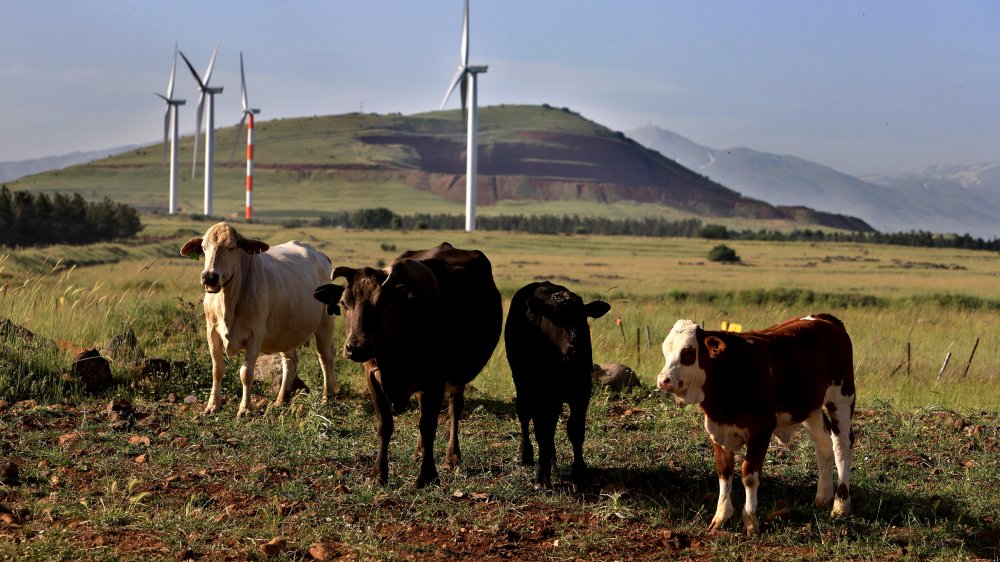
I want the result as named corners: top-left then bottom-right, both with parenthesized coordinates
top-left (332, 266), bottom-right (356, 284)
top-left (585, 300), bottom-right (611, 319)
top-left (237, 238), bottom-right (269, 255)
top-left (180, 237), bottom-right (204, 257)
top-left (704, 336), bottom-right (726, 358)
top-left (314, 284), bottom-right (345, 315)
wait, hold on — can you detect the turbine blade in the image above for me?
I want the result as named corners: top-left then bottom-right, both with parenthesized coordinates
top-left (203, 41), bottom-right (220, 85)
top-left (440, 67), bottom-right (466, 109)
top-left (167, 42), bottom-right (178, 99)
top-left (192, 96), bottom-right (205, 178)
top-left (461, 0), bottom-right (469, 67)
top-left (229, 113), bottom-right (248, 163)
top-left (240, 51), bottom-right (249, 112)
top-left (179, 50), bottom-right (205, 90)
top-left (153, 92), bottom-right (169, 102)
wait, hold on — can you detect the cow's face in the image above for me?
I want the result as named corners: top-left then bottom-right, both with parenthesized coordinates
top-left (657, 319), bottom-right (708, 404)
top-left (179, 223), bottom-right (268, 293)
top-left (526, 290), bottom-right (611, 360)
top-left (331, 260), bottom-right (439, 362)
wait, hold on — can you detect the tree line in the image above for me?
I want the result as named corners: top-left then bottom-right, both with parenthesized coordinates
top-left (314, 208), bottom-right (1000, 252)
top-left (0, 186), bottom-right (142, 247)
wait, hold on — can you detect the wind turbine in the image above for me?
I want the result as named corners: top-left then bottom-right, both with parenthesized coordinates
top-left (230, 52), bottom-right (260, 221)
top-left (440, 0), bottom-right (487, 232)
top-left (179, 43), bottom-right (223, 216)
top-left (153, 43), bottom-right (186, 215)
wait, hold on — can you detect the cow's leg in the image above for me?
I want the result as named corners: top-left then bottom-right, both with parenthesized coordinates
top-left (444, 387), bottom-right (464, 472)
top-left (566, 395), bottom-right (588, 490)
top-left (709, 440), bottom-right (735, 531)
top-left (803, 409), bottom-right (835, 509)
top-left (740, 431), bottom-right (770, 534)
top-left (827, 387), bottom-right (855, 517)
top-left (532, 406), bottom-right (559, 488)
top-left (515, 394), bottom-right (534, 467)
top-left (415, 388), bottom-right (444, 488)
top-left (204, 327), bottom-right (226, 415)
top-left (274, 348), bottom-right (300, 406)
top-left (366, 367), bottom-right (393, 485)
top-left (315, 318), bottom-right (338, 402)
top-left (237, 341), bottom-right (262, 417)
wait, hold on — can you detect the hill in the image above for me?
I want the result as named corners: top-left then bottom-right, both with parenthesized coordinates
top-left (8, 105), bottom-right (871, 231)
top-left (628, 125), bottom-right (999, 238)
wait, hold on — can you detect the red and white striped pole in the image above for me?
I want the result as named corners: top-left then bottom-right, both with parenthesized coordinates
top-left (245, 112), bottom-right (254, 221)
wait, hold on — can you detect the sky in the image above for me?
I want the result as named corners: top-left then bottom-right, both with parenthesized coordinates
top-left (1, 0), bottom-right (998, 176)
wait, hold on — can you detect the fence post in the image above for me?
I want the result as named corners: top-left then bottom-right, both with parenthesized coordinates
top-left (961, 338), bottom-right (980, 378)
top-left (936, 351), bottom-right (952, 383)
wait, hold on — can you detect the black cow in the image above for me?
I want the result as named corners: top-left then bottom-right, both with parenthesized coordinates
top-left (504, 281), bottom-right (610, 489)
top-left (314, 242), bottom-right (502, 487)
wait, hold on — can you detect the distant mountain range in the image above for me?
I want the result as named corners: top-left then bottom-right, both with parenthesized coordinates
top-left (0, 145), bottom-right (139, 183)
top-left (627, 126), bottom-right (999, 238)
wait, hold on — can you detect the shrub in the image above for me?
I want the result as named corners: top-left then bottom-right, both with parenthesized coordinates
top-left (707, 244), bottom-right (740, 263)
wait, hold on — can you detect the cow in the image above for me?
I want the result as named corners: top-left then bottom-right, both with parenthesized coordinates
top-left (313, 242), bottom-right (502, 487)
top-left (505, 281), bottom-right (610, 489)
top-left (180, 222), bottom-right (337, 417)
top-left (656, 314), bottom-right (855, 534)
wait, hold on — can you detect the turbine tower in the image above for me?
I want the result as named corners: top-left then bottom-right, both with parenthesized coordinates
top-left (179, 43), bottom-right (223, 216)
top-left (440, 0), bottom-right (487, 232)
top-left (230, 52), bottom-right (261, 222)
top-left (154, 43), bottom-right (186, 215)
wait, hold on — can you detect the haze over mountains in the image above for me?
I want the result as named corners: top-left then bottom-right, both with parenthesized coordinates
top-left (0, 146), bottom-right (138, 184)
top-left (628, 126), bottom-right (1000, 238)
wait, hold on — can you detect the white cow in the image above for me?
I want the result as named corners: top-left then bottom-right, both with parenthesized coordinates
top-left (180, 222), bottom-right (337, 416)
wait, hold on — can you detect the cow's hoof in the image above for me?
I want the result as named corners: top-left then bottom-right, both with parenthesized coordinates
top-left (415, 472), bottom-right (439, 489)
top-left (708, 518), bottom-right (726, 532)
top-left (532, 477), bottom-right (553, 491)
top-left (742, 512), bottom-right (760, 535)
top-left (444, 454), bottom-right (461, 472)
top-left (203, 404), bottom-right (219, 415)
top-left (813, 496), bottom-right (833, 509)
top-left (236, 407), bottom-right (252, 418)
top-left (832, 497), bottom-right (851, 518)
top-left (367, 469), bottom-right (389, 485)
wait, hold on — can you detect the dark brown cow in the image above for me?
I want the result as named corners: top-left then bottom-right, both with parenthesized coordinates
top-left (505, 281), bottom-right (610, 489)
top-left (656, 314), bottom-right (855, 534)
top-left (313, 242), bottom-right (502, 487)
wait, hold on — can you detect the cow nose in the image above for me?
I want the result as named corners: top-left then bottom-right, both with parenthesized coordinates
top-left (201, 271), bottom-right (219, 286)
top-left (656, 375), bottom-right (671, 390)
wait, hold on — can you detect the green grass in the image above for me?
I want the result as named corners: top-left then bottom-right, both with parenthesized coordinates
top-left (0, 390), bottom-right (996, 560)
top-left (1, 217), bottom-right (999, 559)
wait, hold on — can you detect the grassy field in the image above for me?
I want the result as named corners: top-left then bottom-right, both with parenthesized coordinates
top-left (1, 218), bottom-right (999, 560)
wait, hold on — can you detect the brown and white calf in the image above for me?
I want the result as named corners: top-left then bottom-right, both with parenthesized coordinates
top-left (180, 222), bottom-right (337, 416)
top-left (657, 314), bottom-right (855, 533)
